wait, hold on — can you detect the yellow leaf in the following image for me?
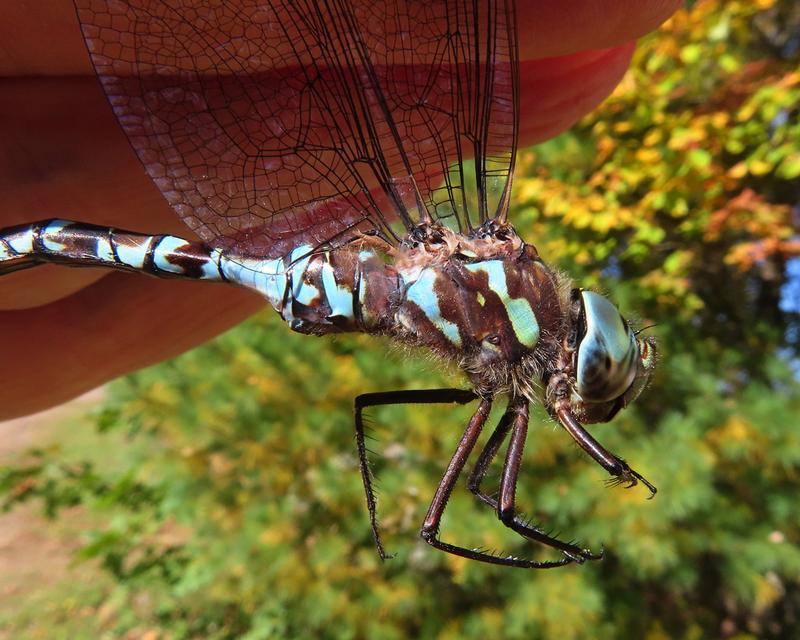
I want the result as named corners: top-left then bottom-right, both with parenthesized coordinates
top-left (643, 129), bottom-right (663, 146)
top-left (754, 573), bottom-right (784, 615)
top-left (613, 121), bottom-right (634, 134)
top-left (710, 112), bottom-right (730, 129)
top-left (728, 162), bottom-right (748, 179)
top-left (749, 159), bottom-right (773, 175)
top-left (636, 148), bottom-right (662, 164)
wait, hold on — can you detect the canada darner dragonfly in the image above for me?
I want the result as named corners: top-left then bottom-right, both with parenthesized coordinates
top-left (0, 0), bottom-right (657, 568)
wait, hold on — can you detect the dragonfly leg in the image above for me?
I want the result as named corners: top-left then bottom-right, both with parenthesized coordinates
top-left (466, 400), bottom-right (602, 564)
top-left (353, 388), bottom-right (478, 560)
top-left (420, 398), bottom-right (572, 569)
top-left (556, 406), bottom-right (657, 498)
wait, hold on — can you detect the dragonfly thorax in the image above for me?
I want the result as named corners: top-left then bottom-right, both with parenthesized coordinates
top-left (391, 223), bottom-right (566, 398)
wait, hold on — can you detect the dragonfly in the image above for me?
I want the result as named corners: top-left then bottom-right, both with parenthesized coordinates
top-left (0, 0), bottom-right (657, 569)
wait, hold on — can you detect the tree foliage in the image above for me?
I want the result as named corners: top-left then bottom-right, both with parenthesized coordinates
top-left (2, 1), bottom-right (799, 638)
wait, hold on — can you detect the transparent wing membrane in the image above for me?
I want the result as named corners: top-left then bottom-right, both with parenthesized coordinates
top-left (75, 0), bottom-right (518, 256)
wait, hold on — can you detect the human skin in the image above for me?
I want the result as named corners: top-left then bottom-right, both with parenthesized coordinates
top-left (0, 0), bottom-right (680, 420)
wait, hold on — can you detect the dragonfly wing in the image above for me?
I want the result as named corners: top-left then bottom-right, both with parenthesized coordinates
top-left (75, 0), bottom-right (518, 256)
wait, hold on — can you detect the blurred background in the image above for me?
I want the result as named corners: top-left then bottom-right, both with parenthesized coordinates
top-left (1, 0), bottom-right (799, 638)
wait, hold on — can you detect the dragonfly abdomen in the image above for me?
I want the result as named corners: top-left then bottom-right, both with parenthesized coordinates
top-left (221, 245), bottom-right (398, 335)
top-left (0, 219), bottom-right (225, 279)
top-left (0, 219), bottom-right (399, 337)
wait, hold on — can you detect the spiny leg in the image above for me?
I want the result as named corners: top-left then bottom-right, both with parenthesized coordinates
top-left (420, 398), bottom-right (572, 569)
top-left (353, 388), bottom-right (478, 560)
top-left (556, 406), bottom-right (657, 498)
top-left (466, 401), bottom-right (602, 563)
top-left (466, 409), bottom-right (514, 510)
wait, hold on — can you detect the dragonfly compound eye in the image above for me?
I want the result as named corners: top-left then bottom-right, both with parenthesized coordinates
top-left (575, 291), bottom-right (639, 403)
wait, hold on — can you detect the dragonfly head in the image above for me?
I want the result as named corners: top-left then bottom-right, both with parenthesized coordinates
top-left (548, 289), bottom-right (656, 425)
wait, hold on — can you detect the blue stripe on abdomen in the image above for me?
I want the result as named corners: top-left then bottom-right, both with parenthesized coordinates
top-left (41, 220), bottom-right (72, 252)
top-left (115, 238), bottom-right (150, 269)
top-left (152, 236), bottom-right (190, 274)
top-left (6, 228), bottom-right (34, 255)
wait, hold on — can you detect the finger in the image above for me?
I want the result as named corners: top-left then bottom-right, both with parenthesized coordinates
top-left (518, 44), bottom-right (635, 146)
top-left (1, 1), bottom-right (681, 73)
top-left (0, 76), bottom-right (192, 307)
top-left (517, 0), bottom-right (681, 59)
top-left (0, 273), bottom-right (263, 420)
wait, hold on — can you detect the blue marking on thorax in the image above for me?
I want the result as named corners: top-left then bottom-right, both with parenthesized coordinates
top-left (465, 261), bottom-right (540, 348)
top-left (405, 268), bottom-right (462, 347)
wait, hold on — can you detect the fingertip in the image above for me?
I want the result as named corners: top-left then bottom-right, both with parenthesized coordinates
top-left (517, 0), bottom-right (682, 59)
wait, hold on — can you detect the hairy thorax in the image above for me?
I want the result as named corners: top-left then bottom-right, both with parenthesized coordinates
top-left (387, 223), bottom-right (571, 397)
